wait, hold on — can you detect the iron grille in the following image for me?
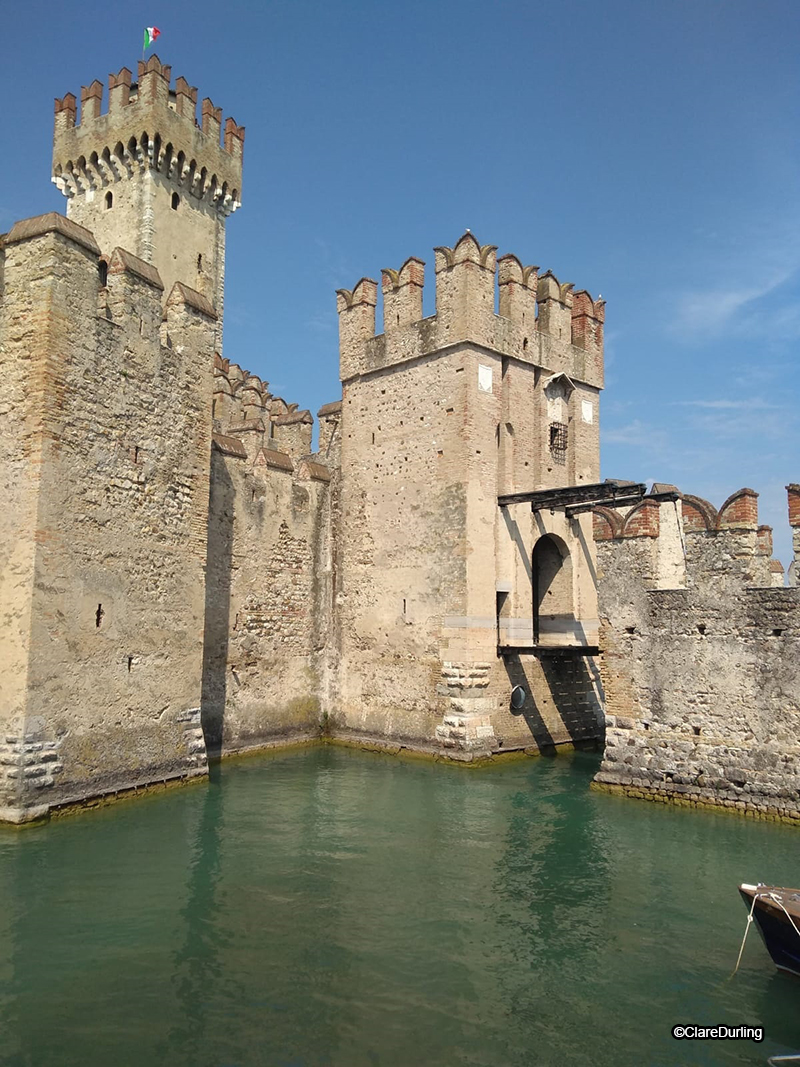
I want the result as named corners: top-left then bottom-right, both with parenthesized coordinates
top-left (549, 421), bottom-right (568, 463)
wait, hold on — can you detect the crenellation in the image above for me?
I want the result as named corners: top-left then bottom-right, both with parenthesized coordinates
top-left (757, 524), bottom-right (773, 557)
top-left (571, 289), bottom-right (605, 357)
top-left (174, 77), bottom-right (198, 120)
top-left (211, 353), bottom-right (320, 468)
top-left (108, 68), bottom-right (132, 113)
top-left (224, 117), bottom-right (246, 159)
top-left (137, 55), bottom-right (172, 108)
top-left (105, 246), bottom-right (164, 339)
top-left (497, 254), bottom-right (538, 327)
top-left (336, 277), bottom-right (378, 380)
top-left (337, 233), bottom-right (603, 395)
top-left (788, 484), bottom-right (800, 587)
top-left (317, 401), bottom-right (342, 465)
top-left (381, 257), bottom-right (424, 331)
top-left (202, 99), bottom-right (222, 142)
top-left (81, 80), bottom-right (104, 122)
top-left (717, 487), bottom-right (758, 529)
top-left (54, 93), bottom-right (77, 132)
top-left (536, 271), bottom-right (574, 342)
top-left (271, 410), bottom-right (314, 459)
top-left (595, 487), bottom-right (780, 593)
top-left (682, 493), bottom-right (717, 532)
top-left (433, 231), bottom-right (497, 341)
top-left (770, 559), bottom-right (785, 587)
top-left (621, 498), bottom-right (661, 539)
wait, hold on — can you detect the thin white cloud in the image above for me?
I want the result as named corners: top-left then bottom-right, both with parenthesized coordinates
top-left (675, 398), bottom-right (779, 410)
top-left (673, 267), bottom-right (797, 338)
top-left (603, 420), bottom-right (667, 449)
top-left (670, 214), bottom-right (800, 341)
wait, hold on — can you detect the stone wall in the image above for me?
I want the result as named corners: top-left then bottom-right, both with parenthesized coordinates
top-left (0, 214), bottom-right (215, 822)
top-left (594, 488), bottom-right (800, 821)
top-left (202, 358), bottom-right (335, 755)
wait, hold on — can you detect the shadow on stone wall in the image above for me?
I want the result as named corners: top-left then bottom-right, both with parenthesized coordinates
top-left (502, 653), bottom-right (604, 751)
top-left (200, 454), bottom-right (234, 757)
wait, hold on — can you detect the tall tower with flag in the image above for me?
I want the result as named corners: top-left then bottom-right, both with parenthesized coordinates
top-left (52, 54), bottom-right (244, 347)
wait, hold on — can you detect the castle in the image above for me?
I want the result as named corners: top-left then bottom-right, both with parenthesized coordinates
top-left (1, 57), bottom-right (798, 825)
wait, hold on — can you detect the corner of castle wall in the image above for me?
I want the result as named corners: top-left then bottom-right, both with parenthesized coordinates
top-left (104, 246), bottom-right (164, 337)
top-left (336, 278), bottom-right (377, 381)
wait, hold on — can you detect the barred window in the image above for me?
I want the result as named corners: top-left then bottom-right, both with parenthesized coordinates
top-left (549, 421), bottom-right (568, 463)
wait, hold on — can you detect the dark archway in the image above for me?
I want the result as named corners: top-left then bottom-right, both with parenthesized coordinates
top-left (532, 534), bottom-right (573, 645)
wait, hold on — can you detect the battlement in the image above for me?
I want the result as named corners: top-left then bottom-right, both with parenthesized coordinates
top-left (212, 355), bottom-right (314, 459)
top-left (336, 231), bottom-right (604, 388)
top-left (593, 485), bottom-right (791, 590)
top-left (53, 56), bottom-right (243, 214)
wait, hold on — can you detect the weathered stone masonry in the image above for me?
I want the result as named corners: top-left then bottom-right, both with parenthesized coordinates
top-left (202, 354), bottom-right (334, 755)
top-left (2, 52), bottom-right (798, 824)
top-left (332, 235), bottom-right (605, 756)
top-left (0, 214), bottom-right (216, 823)
top-left (593, 487), bottom-right (800, 821)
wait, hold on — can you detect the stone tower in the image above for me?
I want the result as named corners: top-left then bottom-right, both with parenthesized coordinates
top-left (52, 55), bottom-right (244, 345)
top-left (0, 55), bottom-right (242, 823)
top-left (333, 233), bottom-right (607, 756)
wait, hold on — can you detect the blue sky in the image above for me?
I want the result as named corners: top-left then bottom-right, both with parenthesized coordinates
top-left (2, 0), bottom-right (798, 565)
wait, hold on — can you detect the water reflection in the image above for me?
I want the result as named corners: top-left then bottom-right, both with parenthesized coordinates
top-left (0, 748), bottom-right (798, 1067)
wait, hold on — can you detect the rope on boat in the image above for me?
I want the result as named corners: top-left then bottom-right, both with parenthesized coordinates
top-left (733, 889), bottom-right (800, 976)
top-left (732, 891), bottom-right (759, 975)
top-left (768, 892), bottom-right (800, 942)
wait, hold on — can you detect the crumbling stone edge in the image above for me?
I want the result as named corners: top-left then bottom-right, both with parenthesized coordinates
top-left (0, 767), bottom-right (208, 830)
top-left (591, 780), bottom-right (800, 826)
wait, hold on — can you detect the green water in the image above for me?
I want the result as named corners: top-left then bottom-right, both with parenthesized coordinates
top-left (0, 747), bottom-right (798, 1067)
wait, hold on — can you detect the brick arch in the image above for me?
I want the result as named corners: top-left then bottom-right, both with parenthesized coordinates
top-left (592, 506), bottom-right (622, 541)
top-left (621, 499), bottom-right (660, 538)
top-left (681, 494), bottom-right (718, 532)
top-left (717, 488), bottom-right (758, 529)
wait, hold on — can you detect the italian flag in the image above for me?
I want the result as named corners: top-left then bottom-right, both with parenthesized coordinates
top-left (143, 27), bottom-right (161, 50)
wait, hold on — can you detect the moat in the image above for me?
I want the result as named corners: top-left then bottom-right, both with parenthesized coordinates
top-left (1, 747), bottom-right (798, 1066)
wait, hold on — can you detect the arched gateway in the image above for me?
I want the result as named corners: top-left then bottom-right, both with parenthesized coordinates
top-left (532, 533), bottom-right (573, 645)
